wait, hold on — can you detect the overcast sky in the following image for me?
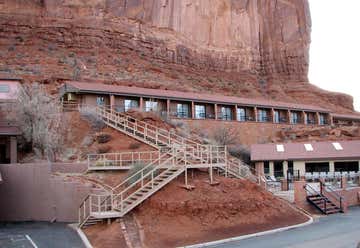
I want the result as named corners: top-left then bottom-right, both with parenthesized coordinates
top-left (309, 0), bottom-right (360, 111)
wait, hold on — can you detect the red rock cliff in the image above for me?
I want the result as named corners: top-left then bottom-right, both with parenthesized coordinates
top-left (0, 0), bottom-right (355, 112)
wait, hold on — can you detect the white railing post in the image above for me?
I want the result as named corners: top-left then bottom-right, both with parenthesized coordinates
top-left (141, 171), bottom-right (144, 187)
top-left (120, 193), bottom-right (123, 212)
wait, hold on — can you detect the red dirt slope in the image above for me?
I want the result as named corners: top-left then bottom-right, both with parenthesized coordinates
top-left (133, 171), bottom-right (308, 247)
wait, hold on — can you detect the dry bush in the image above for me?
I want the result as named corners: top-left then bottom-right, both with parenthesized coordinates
top-left (8, 83), bottom-right (67, 161)
top-left (96, 145), bottom-right (111, 154)
top-left (79, 106), bottom-right (105, 131)
top-left (96, 133), bottom-right (111, 144)
top-left (128, 142), bottom-right (141, 149)
top-left (228, 145), bottom-right (251, 164)
top-left (211, 125), bottom-right (239, 146)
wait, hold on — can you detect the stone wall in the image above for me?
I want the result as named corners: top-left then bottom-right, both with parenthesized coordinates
top-left (0, 163), bottom-right (91, 222)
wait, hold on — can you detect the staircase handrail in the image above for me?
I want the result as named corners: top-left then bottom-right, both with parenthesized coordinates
top-left (111, 156), bottom-right (176, 209)
top-left (87, 150), bottom-right (161, 169)
top-left (96, 105), bottom-right (200, 148)
top-left (110, 152), bottom-right (171, 193)
top-left (320, 181), bottom-right (344, 211)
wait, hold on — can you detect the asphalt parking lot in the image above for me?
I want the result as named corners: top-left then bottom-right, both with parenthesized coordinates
top-left (0, 222), bottom-right (85, 248)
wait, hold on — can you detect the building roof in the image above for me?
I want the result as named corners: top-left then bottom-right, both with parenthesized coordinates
top-left (332, 113), bottom-right (360, 121)
top-left (0, 80), bottom-right (20, 102)
top-left (63, 81), bottom-right (330, 112)
top-left (0, 125), bottom-right (21, 136)
top-left (251, 140), bottom-right (360, 162)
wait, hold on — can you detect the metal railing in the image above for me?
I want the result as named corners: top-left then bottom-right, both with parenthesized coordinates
top-left (87, 151), bottom-right (161, 170)
top-left (320, 181), bottom-right (344, 211)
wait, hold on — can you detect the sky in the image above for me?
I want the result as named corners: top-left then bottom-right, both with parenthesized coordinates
top-left (309, 0), bottom-right (360, 111)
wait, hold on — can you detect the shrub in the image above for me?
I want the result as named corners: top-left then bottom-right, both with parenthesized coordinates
top-left (96, 145), bottom-right (111, 154)
top-left (79, 106), bottom-right (105, 131)
top-left (95, 158), bottom-right (113, 167)
top-left (128, 142), bottom-right (141, 149)
top-left (126, 162), bottom-right (158, 186)
top-left (228, 145), bottom-right (251, 164)
top-left (211, 125), bottom-right (239, 146)
top-left (96, 133), bottom-right (111, 144)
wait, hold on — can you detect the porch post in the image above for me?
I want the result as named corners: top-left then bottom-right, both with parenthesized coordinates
top-left (283, 161), bottom-right (288, 179)
top-left (272, 108), bottom-right (276, 123)
top-left (110, 94), bottom-right (115, 110)
top-left (254, 107), bottom-right (258, 122)
top-left (166, 99), bottom-right (170, 118)
top-left (329, 161), bottom-right (335, 173)
top-left (191, 101), bottom-right (195, 119)
top-left (214, 103), bottom-right (218, 120)
top-left (302, 111), bottom-right (307, 125)
top-left (328, 114), bottom-right (334, 125)
top-left (288, 110), bottom-right (291, 124)
top-left (10, 136), bottom-right (17, 164)
top-left (140, 97), bottom-right (144, 111)
top-left (269, 161), bottom-right (274, 177)
top-left (316, 112), bottom-right (321, 125)
top-left (235, 105), bottom-right (238, 121)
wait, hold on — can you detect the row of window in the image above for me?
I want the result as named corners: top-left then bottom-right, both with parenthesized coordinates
top-left (96, 97), bottom-right (328, 124)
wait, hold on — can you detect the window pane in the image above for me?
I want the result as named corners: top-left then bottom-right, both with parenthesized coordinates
top-left (221, 107), bottom-right (232, 120)
top-left (145, 101), bottom-right (158, 112)
top-left (177, 104), bottom-right (189, 118)
top-left (96, 97), bottom-right (105, 106)
top-left (0, 84), bottom-right (10, 93)
top-left (195, 105), bottom-right (205, 119)
top-left (125, 99), bottom-right (138, 111)
top-left (237, 108), bottom-right (245, 121)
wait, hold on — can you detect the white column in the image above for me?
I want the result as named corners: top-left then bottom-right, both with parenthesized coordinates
top-left (269, 162), bottom-right (274, 177)
top-left (283, 161), bottom-right (288, 179)
top-left (329, 161), bottom-right (335, 173)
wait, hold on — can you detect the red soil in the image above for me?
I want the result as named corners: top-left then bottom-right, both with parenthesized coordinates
top-left (84, 222), bottom-right (127, 248)
top-left (85, 171), bottom-right (309, 248)
top-left (62, 111), bottom-right (154, 161)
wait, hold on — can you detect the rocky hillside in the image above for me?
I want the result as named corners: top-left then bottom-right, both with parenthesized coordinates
top-left (0, 0), bottom-right (355, 112)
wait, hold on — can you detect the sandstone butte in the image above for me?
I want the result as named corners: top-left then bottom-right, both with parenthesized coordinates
top-left (0, 0), bottom-right (356, 113)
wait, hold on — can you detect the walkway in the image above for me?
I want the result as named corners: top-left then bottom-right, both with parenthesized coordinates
top-left (0, 222), bottom-right (85, 248)
top-left (210, 207), bottom-right (360, 248)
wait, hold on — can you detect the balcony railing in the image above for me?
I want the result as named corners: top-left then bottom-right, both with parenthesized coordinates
top-left (237, 115), bottom-right (255, 122)
top-left (257, 116), bottom-right (272, 122)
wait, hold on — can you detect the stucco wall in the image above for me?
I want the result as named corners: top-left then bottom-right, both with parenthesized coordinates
top-left (0, 163), bottom-right (92, 222)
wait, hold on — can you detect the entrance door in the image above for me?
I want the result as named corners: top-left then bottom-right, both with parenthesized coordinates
top-left (0, 144), bottom-right (7, 163)
top-left (274, 161), bottom-right (283, 178)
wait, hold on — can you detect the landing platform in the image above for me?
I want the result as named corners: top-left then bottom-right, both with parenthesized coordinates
top-left (91, 211), bottom-right (123, 219)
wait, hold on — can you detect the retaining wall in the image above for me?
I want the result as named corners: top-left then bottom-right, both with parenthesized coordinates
top-left (0, 163), bottom-right (91, 222)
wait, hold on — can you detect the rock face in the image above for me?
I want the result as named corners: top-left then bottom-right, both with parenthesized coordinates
top-left (0, 0), bottom-right (355, 112)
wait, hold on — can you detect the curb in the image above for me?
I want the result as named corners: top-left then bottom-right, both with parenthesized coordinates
top-left (68, 224), bottom-right (93, 248)
top-left (182, 214), bottom-right (313, 248)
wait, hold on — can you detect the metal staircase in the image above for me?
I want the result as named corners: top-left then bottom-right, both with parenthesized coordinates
top-left (78, 106), bottom-right (255, 227)
top-left (94, 106), bottom-right (252, 177)
top-left (304, 182), bottom-right (343, 215)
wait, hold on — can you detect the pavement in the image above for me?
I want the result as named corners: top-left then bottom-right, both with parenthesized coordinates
top-left (0, 222), bottom-right (85, 248)
top-left (209, 207), bottom-right (360, 248)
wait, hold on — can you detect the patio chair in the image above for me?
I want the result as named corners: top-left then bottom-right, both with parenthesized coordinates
top-left (312, 172), bottom-right (320, 181)
top-left (342, 171), bottom-right (349, 179)
top-left (349, 171), bottom-right (356, 179)
top-left (327, 172), bottom-right (335, 180)
top-left (305, 172), bottom-right (313, 181)
top-left (334, 171), bottom-right (342, 179)
top-left (320, 172), bottom-right (327, 180)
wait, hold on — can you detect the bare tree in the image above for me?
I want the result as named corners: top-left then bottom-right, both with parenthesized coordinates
top-left (211, 125), bottom-right (239, 146)
top-left (9, 83), bottom-right (66, 161)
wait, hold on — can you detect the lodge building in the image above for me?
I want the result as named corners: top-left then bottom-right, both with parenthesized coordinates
top-left (251, 140), bottom-right (360, 179)
top-left (60, 81), bottom-right (349, 126)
